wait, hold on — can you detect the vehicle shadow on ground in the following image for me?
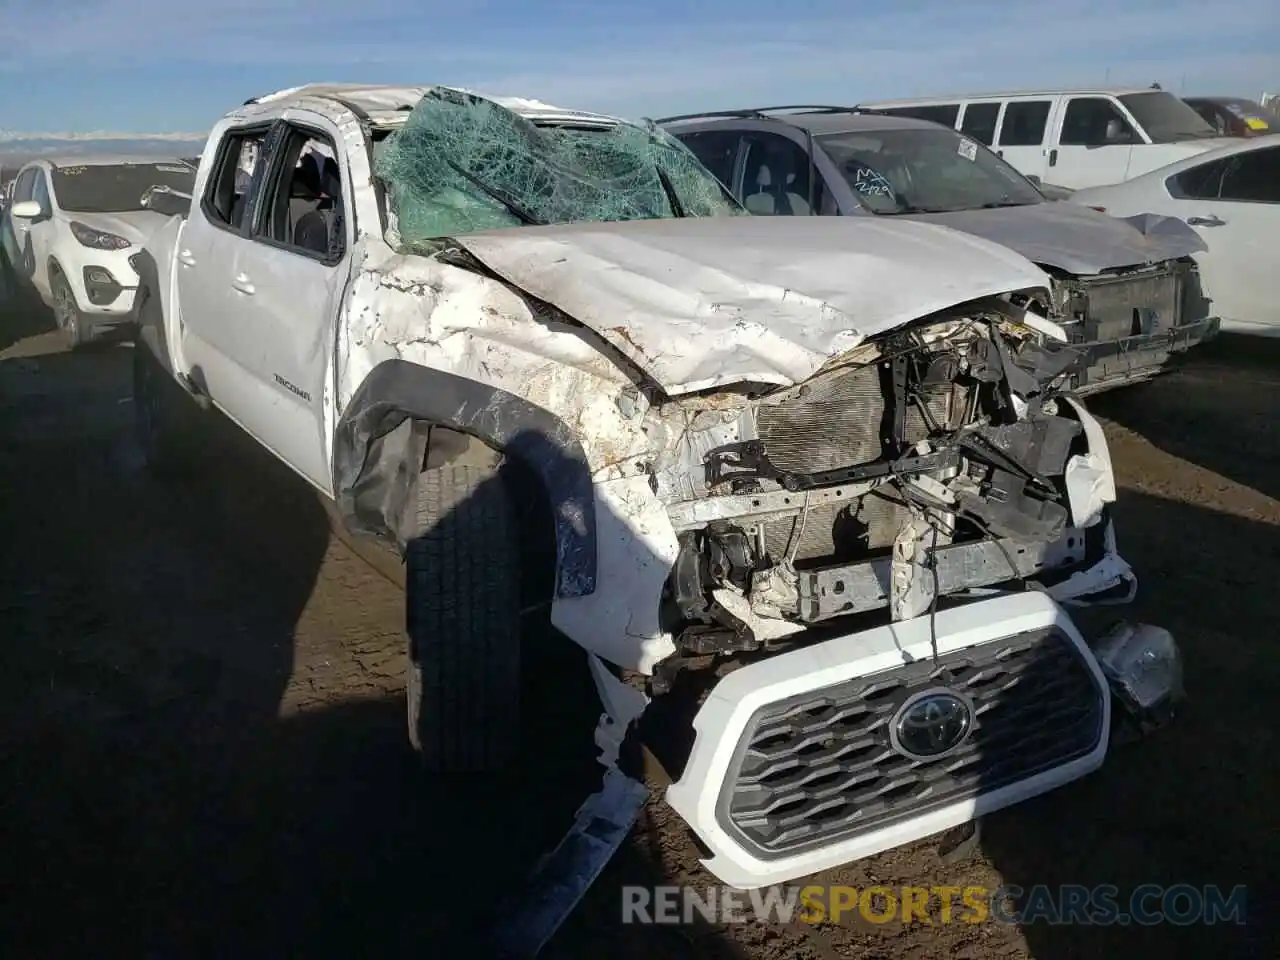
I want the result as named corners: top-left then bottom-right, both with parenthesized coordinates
top-left (1089, 334), bottom-right (1280, 502)
top-left (0, 337), bottom-right (656, 957)
top-left (0, 339), bottom-right (330, 953)
top-left (976, 486), bottom-right (1278, 958)
top-left (0, 290), bottom-right (57, 353)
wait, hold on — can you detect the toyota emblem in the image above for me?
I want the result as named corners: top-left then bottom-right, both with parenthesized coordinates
top-left (891, 688), bottom-right (974, 760)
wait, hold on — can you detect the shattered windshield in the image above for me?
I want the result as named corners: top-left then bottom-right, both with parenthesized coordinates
top-left (818, 127), bottom-right (1044, 215)
top-left (376, 87), bottom-right (744, 249)
top-left (51, 162), bottom-right (196, 213)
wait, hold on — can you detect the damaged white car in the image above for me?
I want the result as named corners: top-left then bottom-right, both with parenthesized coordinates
top-left (130, 85), bottom-right (1182, 910)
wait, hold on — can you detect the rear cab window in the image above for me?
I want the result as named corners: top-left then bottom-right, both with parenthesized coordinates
top-left (202, 126), bottom-right (271, 233)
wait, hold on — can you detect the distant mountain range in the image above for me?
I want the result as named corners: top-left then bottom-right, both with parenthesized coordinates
top-left (0, 132), bottom-right (208, 165)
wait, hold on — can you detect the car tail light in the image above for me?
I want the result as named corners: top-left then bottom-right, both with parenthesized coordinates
top-left (1088, 205), bottom-right (1107, 213)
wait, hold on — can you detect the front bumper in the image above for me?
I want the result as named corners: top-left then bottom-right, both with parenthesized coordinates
top-left (1069, 315), bottom-right (1220, 396)
top-left (665, 590), bottom-right (1177, 889)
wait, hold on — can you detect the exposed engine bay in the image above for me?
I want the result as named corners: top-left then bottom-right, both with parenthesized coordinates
top-left (645, 307), bottom-right (1104, 692)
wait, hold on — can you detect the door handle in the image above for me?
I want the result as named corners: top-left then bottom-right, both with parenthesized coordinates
top-left (177, 249), bottom-right (196, 266)
top-left (1186, 214), bottom-right (1225, 227)
top-left (1048, 148), bottom-right (1058, 167)
top-left (231, 273), bottom-right (255, 295)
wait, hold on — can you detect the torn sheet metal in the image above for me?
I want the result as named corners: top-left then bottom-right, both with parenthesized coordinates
top-left (586, 653), bottom-right (649, 768)
top-left (452, 215), bottom-right (1055, 395)
top-left (914, 201), bottom-right (1206, 275)
top-left (889, 513), bottom-right (938, 622)
top-left (1048, 521), bottom-right (1136, 605)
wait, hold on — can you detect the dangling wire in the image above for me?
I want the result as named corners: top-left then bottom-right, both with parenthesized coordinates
top-left (928, 518), bottom-right (941, 666)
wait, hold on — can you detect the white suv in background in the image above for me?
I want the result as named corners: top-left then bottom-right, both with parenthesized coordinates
top-left (858, 88), bottom-right (1238, 191)
top-left (0, 156), bottom-right (196, 345)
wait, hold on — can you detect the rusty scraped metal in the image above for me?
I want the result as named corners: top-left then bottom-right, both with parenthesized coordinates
top-left (487, 767), bottom-right (650, 958)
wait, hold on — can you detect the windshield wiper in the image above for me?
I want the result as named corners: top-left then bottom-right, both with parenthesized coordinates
top-left (977, 199), bottom-right (1038, 209)
top-left (882, 203), bottom-right (953, 215)
top-left (656, 168), bottom-right (686, 218)
top-left (442, 157), bottom-right (543, 226)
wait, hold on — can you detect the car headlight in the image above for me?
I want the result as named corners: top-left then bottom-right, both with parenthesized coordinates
top-left (1094, 622), bottom-right (1184, 732)
top-left (70, 221), bottom-right (132, 251)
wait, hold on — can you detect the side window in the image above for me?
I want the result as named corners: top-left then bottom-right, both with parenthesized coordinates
top-left (255, 125), bottom-right (347, 262)
top-left (31, 171), bottom-right (51, 212)
top-left (1197, 104), bottom-right (1229, 135)
top-left (960, 102), bottom-right (1001, 145)
top-left (203, 127), bottom-right (268, 231)
top-left (676, 131), bottom-right (740, 189)
top-left (12, 168), bottom-right (37, 203)
top-left (1059, 97), bottom-right (1137, 146)
top-left (1218, 146), bottom-right (1280, 203)
top-left (1168, 158), bottom-right (1231, 200)
top-left (738, 133), bottom-right (819, 216)
top-left (998, 101), bottom-right (1052, 146)
top-left (884, 104), bottom-right (960, 127)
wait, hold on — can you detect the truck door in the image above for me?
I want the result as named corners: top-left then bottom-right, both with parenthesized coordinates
top-left (224, 117), bottom-right (353, 494)
top-left (213, 121), bottom-right (356, 494)
top-left (1048, 96), bottom-right (1137, 189)
top-left (174, 120), bottom-right (275, 434)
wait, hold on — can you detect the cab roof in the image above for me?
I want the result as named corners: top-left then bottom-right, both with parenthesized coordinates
top-left (241, 83), bottom-right (627, 129)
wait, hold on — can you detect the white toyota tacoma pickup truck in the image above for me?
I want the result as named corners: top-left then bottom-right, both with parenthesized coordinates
top-left (130, 84), bottom-right (1182, 908)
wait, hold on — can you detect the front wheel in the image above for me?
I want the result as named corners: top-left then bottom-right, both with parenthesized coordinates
top-left (51, 271), bottom-right (92, 348)
top-left (404, 461), bottom-right (522, 773)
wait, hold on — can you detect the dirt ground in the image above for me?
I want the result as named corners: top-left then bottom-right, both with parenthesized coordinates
top-left (1, 301), bottom-right (1276, 959)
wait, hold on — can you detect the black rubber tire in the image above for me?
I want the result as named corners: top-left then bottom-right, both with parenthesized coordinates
top-left (51, 270), bottom-right (92, 348)
top-left (132, 343), bottom-right (200, 478)
top-left (404, 462), bottom-right (521, 772)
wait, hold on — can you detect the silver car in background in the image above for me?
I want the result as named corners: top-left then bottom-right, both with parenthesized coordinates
top-left (662, 105), bottom-right (1220, 395)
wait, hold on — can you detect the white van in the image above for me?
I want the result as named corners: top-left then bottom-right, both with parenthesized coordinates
top-left (858, 88), bottom-right (1239, 190)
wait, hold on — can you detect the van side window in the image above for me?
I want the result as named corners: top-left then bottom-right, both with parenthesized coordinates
top-left (960, 103), bottom-right (1000, 145)
top-left (997, 101), bottom-right (1051, 146)
top-left (1060, 98), bottom-right (1137, 146)
top-left (678, 131), bottom-right (740, 188)
top-left (882, 104), bottom-right (960, 127)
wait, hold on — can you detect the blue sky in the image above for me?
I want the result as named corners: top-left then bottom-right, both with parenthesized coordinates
top-left (3, 0), bottom-right (1275, 135)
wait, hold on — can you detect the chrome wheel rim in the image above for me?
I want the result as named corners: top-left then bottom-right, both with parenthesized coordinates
top-left (53, 283), bottom-right (77, 335)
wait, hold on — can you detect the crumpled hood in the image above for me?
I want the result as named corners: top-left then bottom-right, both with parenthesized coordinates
top-left (450, 215), bottom-right (1053, 395)
top-left (65, 210), bottom-right (170, 248)
top-left (905, 200), bottom-right (1206, 275)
